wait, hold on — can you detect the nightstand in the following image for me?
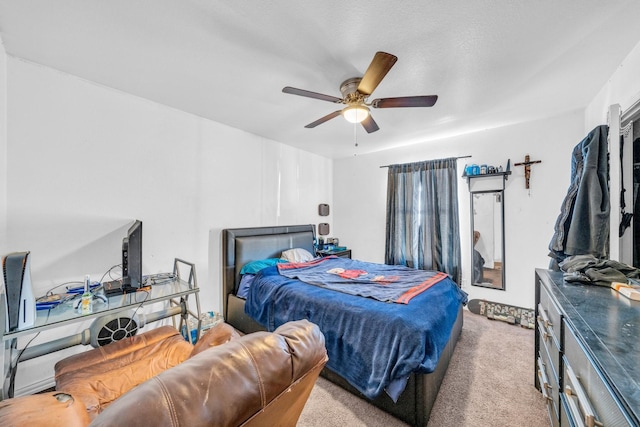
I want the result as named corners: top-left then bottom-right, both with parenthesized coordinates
top-left (318, 249), bottom-right (351, 259)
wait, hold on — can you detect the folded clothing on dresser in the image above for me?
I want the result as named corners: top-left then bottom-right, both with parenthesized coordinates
top-left (559, 254), bottom-right (640, 287)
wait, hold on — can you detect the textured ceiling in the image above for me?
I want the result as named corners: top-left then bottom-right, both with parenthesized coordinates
top-left (1, 1), bottom-right (640, 158)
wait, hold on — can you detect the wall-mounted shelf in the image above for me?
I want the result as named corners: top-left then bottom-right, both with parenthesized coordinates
top-left (463, 170), bottom-right (512, 180)
top-left (465, 171), bottom-right (511, 193)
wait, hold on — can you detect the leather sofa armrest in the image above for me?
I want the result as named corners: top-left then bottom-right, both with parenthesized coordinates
top-left (90, 319), bottom-right (327, 427)
top-left (190, 321), bottom-right (241, 357)
top-left (0, 392), bottom-right (90, 427)
top-left (274, 319), bottom-right (328, 381)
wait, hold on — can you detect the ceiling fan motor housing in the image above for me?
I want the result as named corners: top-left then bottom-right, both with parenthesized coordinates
top-left (340, 77), bottom-right (363, 99)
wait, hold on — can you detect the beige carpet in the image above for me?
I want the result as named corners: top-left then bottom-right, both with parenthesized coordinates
top-left (298, 309), bottom-right (547, 426)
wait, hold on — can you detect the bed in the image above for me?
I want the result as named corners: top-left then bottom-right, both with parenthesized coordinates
top-left (222, 224), bottom-right (466, 426)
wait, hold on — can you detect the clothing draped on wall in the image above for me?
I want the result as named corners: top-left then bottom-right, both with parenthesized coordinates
top-left (548, 125), bottom-right (610, 268)
top-left (618, 130), bottom-right (634, 239)
top-left (385, 157), bottom-right (461, 285)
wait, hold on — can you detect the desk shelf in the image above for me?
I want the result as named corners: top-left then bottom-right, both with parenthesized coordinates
top-left (1, 258), bottom-right (201, 399)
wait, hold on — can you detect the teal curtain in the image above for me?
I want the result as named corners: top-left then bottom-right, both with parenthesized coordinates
top-left (385, 158), bottom-right (461, 285)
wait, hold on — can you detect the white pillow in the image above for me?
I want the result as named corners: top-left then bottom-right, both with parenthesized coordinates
top-left (281, 248), bottom-right (315, 263)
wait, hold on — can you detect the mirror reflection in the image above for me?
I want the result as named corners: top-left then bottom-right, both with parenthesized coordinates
top-left (472, 191), bottom-right (504, 290)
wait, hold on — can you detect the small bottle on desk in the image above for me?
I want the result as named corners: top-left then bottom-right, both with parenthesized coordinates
top-left (80, 275), bottom-right (93, 315)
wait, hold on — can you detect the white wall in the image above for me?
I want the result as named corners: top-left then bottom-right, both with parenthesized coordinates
top-left (6, 56), bottom-right (332, 310)
top-left (4, 57), bottom-right (332, 394)
top-left (0, 38), bottom-right (7, 255)
top-left (334, 110), bottom-right (585, 309)
top-left (586, 39), bottom-right (640, 129)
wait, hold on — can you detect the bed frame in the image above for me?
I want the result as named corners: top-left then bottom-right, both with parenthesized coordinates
top-left (222, 224), bottom-right (463, 426)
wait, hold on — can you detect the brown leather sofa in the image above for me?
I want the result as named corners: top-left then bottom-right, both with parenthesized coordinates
top-left (0, 319), bottom-right (327, 427)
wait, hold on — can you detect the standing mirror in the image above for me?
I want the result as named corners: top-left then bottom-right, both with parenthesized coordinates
top-left (467, 173), bottom-right (508, 290)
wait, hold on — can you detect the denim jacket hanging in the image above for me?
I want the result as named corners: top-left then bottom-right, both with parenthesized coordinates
top-left (548, 125), bottom-right (609, 268)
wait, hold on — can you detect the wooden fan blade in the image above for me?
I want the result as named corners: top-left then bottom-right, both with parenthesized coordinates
top-left (361, 115), bottom-right (380, 133)
top-left (372, 95), bottom-right (438, 108)
top-left (283, 86), bottom-right (343, 103)
top-left (357, 52), bottom-right (398, 96)
top-left (305, 110), bottom-right (342, 128)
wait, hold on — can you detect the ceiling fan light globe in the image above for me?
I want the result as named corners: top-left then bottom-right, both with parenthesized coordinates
top-left (342, 105), bottom-right (370, 123)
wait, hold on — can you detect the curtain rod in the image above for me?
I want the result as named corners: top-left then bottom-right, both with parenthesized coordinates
top-left (379, 155), bottom-right (472, 168)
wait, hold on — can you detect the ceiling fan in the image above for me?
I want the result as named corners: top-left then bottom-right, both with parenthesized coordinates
top-left (282, 51), bottom-right (438, 133)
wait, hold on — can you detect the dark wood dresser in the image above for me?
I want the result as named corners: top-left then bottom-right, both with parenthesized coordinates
top-left (535, 269), bottom-right (640, 427)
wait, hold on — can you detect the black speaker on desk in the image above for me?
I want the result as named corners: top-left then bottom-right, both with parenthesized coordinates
top-left (2, 251), bottom-right (36, 332)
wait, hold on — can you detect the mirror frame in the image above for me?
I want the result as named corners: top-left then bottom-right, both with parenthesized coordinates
top-left (467, 172), bottom-right (509, 290)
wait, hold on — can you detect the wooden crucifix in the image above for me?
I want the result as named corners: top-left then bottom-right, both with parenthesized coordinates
top-left (514, 155), bottom-right (542, 189)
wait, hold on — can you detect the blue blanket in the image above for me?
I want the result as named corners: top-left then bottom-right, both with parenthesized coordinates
top-left (245, 261), bottom-right (468, 400)
top-left (277, 257), bottom-right (448, 304)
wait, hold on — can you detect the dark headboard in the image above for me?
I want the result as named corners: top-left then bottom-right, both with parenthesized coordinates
top-left (222, 225), bottom-right (315, 321)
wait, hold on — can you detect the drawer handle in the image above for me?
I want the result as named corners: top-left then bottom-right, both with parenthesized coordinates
top-left (565, 363), bottom-right (603, 427)
top-left (564, 391), bottom-right (587, 427)
top-left (537, 303), bottom-right (553, 329)
top-left (536, 318), bottom-right (550, 340)
top-left (536, 357), bottom-right (552, 401)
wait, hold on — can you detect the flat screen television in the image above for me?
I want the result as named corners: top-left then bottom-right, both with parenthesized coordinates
top-left (122, 220), bottom-right (143, 289)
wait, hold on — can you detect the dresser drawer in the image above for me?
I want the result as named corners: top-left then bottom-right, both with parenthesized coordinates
top-left (537, 349), bottom-right (559, 425)
top-left (538, 317), bottom-right (561, 380)
top-left (563, 323), bottom-right (631, 427)
top-left (538, 284), bottom-right (562, 349)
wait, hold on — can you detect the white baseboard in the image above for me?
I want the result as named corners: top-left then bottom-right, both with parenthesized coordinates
top-left (14, 376), bottom-right (55, 397)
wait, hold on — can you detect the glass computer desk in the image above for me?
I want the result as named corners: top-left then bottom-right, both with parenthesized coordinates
top-left (0, 258), bottom-right (201, 400)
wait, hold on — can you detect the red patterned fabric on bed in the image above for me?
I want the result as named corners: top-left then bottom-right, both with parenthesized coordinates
top-left (277, 256), bottom-right (449, 304)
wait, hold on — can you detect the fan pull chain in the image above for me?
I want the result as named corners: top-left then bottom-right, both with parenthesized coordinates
top-left (354, 123), bottom-right (358, 148)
